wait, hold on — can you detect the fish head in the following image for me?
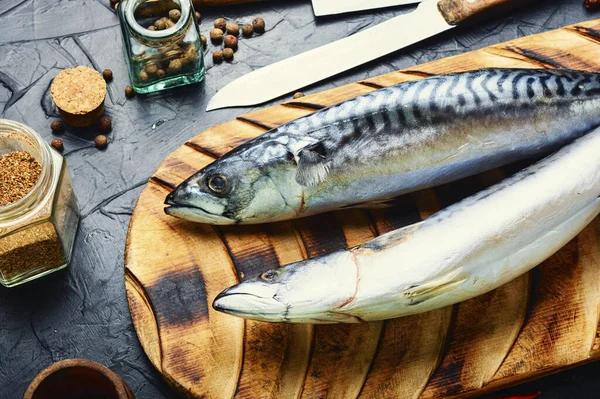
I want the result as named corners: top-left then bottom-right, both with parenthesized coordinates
top-left (165, 136), bottom-right (307, 224)
top-left (213, 251), bottom-right (359, 323)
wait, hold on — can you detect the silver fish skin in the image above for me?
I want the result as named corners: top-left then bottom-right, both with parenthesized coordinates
top-left (166, 68), bottom-right (600, 225)
top-left (212, 127), bottom-right (600, 323)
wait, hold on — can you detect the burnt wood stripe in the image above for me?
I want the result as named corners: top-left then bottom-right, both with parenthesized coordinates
top-left (505, 46), bottom-right (565, 69)
top-left (566, 25), bottom-right (600, 45)
top-left (237, 116), bottom-right (279, 131)
top-left (295, 213), bottom-right (348, 258)
top-left (359, 81), bottom-right (387, 89)
top-left (401, 70), bottom-right (436, 78)
top-left (283, 101), bottom-right (326, 110)
top-left (150, 175), bottom-right (176, 191)
top-left (184, 141), bottom-right (219, 159)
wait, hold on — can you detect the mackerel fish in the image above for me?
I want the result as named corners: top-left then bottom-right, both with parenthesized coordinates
top-left (212, 126), bottom-right (600, 323)
top-left (165, 68), bottom-right (600, 224)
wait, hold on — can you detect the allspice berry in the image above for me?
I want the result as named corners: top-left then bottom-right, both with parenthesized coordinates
top-left (213, 51), bottom-right (223, 63)
top-left (195, 11), bottom-right (201, 20)
top-left (222, 48), bottom-right (234, 62)
top-left (214, 17), bottom-right (227, 32)
top-left (51, 120), bottom-right (64, 134)
top-left (102, 69), bottom-right (113, 82)
top-left (109, 0), bottom-right (118, 5)
top-left (224, 35), bottom-right (238, 51)
top-left (51, 138), bottom-right (64, 152)
top-left (165, 19), bottom-right (175, 29)
top-left (148, 25), bottom-right (156, 31)
top-left (156, 69), bottom-right (166, 78)
top-left (169, 9), bottom-right (181, 22)
top-left (139, 70), bottom-right (148, 81)
top-left (99, 116), bottom-right (112, 133)
top-left (210, 28), bottom-right (223, 42)
top-left (226, 22), bottom-right (239, 36)
top-left (293, 92), bottom-right (305, 99)
top-left (125, 86), bottom-right (135, 98)
top-left (242, 24), bottom-right (253, 37)
top-left (95, 135), bottom-right (108, 149)
top-left (252, 17), bottom-right (265, 33)
top-left (200, 34), bottom-right (207, 47)
top-left (155, 18), bottom-right (167, 30)
top-left (146, 63), bottom-right (158, 75)
top-left (167, 59), bottom-right (183, 74)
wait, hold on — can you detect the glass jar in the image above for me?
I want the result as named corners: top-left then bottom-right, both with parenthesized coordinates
top-left (0, 119), bottom-right (80, 287)
top-left (118, 0), bottom-right (205, 94)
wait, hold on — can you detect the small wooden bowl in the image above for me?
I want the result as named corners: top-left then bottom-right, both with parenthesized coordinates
top-left (23, 359), bottom-right (135, 399)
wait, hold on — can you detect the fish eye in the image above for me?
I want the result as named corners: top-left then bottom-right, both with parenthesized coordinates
top-left (261, 270), bottom-right (279, 282)
top-left (207, 174), bottom-right (230, 195)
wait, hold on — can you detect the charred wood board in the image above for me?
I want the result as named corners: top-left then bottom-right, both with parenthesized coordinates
top-left (125, 19), bottom-right (600, 399)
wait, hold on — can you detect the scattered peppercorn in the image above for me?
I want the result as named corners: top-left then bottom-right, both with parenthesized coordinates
top-left (213, 51), bottom-right (223, 63)
top-left (210, 28), bottom-right (223, 42)
top-left (242, 24), bottom-right (253, 37)
top-left (125, 86), bottom-right (135, 98)
top-left (167, 59), bottom-right (183, 74)
top-left (51, 138), bottom-right (64, 153)
top-left (102, 68), bottom-right (113, 82)
top-left (226, 22), bottom-right (239, 36)
top-left (95, 135), bottom-right (108, 149)
top-left (214, 18), bottom-right (227, 32)
top-left (223, 48), bottom-right (234, 61)
top-left (156, 69), bottom-right (166, 78)
top-left (50, 120), bottom-right (64, 134)
top-left (147, 25), bottom-right (156, 31)
top-left (293, 92), bottom-right (305, 99)
top-left (586, 0), bottom-right (600, 8)
top-left (224, 35), bottom-right (238, 51)
top-left (253, 17), bottom-right (265, 33)
top-left (169, 9), bottom-right (181, 22)
top-left (195, 11), bottom-right (201, 20)
top-left (200, 34), bottom-right (207, 47)
top-left (155, 18), bottom-right (167, 30)
top-left (146, 63), bottom-right (158, 75)
top-left (99, 116), bottom-right (112, 133)
top-left (139, 70), bottom-right (149, 81)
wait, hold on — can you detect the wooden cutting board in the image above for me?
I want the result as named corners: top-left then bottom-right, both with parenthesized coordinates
top-left (125, 19), bottom-right (600, 399)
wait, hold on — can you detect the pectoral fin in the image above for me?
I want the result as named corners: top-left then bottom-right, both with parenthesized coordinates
top-left (404, 269), bottom-right (467, 306)
top-left (294, 142), bottom-right (331, 187)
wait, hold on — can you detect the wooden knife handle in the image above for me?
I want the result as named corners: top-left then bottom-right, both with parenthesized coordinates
top-left (437, 0), bottom-right (513, 25)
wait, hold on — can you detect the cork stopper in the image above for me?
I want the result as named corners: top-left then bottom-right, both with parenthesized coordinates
top-left (50, 66), bottom-right (106, 127)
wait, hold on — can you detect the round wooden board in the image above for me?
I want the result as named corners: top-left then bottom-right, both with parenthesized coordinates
top-left (125, 20), bottom-right (600, 399)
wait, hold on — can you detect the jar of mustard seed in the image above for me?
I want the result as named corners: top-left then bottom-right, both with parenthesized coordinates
top-left (118, 0), bottom-right (205, 93)
top-left (0, 119), bottom-right (79, 287)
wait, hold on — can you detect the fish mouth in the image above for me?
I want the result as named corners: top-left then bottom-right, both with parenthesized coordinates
top-left (164, 193), bottom-right (235, 225)
top-left (213, 286), bottom-right (289, 321)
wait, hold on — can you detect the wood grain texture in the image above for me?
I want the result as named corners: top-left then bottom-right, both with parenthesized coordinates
top-left (125, 19), bottom-right (600, 399)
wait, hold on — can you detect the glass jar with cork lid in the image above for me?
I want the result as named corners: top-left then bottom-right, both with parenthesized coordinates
top-left (118, 0), bottom-right (205, 93)
top-left (0, 119), bottom-right (79, 287)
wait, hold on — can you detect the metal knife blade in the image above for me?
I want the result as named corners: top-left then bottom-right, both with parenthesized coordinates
top-left (207, 0), bottom-right (450, 111)
top-left (311, 0), bottom-right (422, 17)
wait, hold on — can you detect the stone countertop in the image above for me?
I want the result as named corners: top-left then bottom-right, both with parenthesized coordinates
top-left (1, 0), bottom-right (599, 398)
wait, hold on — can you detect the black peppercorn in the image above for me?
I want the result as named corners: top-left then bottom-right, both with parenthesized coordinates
top-left (252, 17), bottom-right (265, 33)
top-left (51, 138), bottom-right (64, 152)
top-left (51, 120), bottom-right (64, 134)
top-left (99, 116), bottom-right (112, 133)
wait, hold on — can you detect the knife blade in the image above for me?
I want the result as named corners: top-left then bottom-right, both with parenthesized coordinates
top-left (312, 0), bottom-right (422, 16)
top-left (207, 0), bottom-right (515, 111)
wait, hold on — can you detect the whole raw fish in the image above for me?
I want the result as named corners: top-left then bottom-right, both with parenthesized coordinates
top-left (212, 126), bottom-right (600, 323)
top-left (166, 68), bottom-right (600, 224)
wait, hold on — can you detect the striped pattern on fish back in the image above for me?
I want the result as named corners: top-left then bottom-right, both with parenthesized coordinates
top-left (278, 69), bottom-right (600, 143)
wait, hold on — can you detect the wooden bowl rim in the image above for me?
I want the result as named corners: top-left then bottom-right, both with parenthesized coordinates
top-left (23, 358), bottom-right (131, 399)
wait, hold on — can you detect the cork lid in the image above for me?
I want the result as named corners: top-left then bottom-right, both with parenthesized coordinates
top-left (50, 66), bottom-right (106, 115)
